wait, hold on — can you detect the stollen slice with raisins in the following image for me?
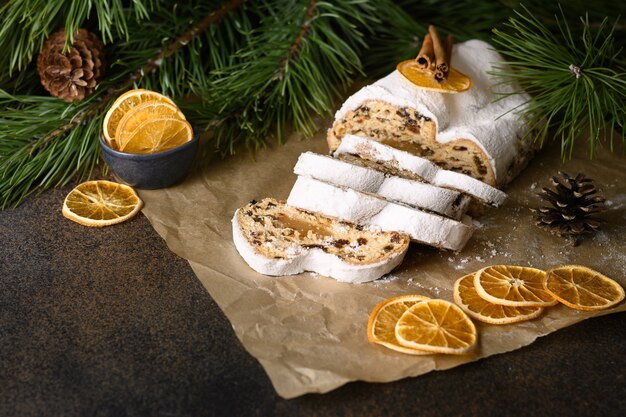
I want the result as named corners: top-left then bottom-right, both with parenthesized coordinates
top-left (231, 198), bottom-right (409, 283)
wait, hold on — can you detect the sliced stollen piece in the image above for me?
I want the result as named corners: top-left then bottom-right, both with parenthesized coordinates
top-left (232, 198), bottom-right (410, 283)
top-left (287, 177), bottom-right (474, 251)
top-left (293, 151), bottom-right (471, 220)
top-left (334, 134), bottom-right (507, 207)
top-left (327, 39), bottom-right (535, 187)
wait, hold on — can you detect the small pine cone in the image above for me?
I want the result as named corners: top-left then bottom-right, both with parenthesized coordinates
top-left (37, 28), bottom-right (105, 103)
top-left (531, 171), bottom-right (605, 246)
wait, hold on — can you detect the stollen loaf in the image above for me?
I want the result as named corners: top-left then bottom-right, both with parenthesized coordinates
top-left (328, 39), bottom-right (535, 188)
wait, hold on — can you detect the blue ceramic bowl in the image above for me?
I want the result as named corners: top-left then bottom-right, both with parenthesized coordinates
top-left (99, 129), bottom-right (199, 189)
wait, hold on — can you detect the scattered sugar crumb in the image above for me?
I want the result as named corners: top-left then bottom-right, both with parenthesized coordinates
top-left (377, 274), bottom-right (399, 283)
top-left (430, 287), bottom-right (443, 297)
top-left (472, 220), bottom-right (484, 228)
top-left (593, 231), bottom-right (609, 243)
top-left (530, 182), bottom-right (537, 190)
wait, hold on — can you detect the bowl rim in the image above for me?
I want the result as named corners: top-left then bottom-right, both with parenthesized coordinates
top-left (99, 127), bottom-right (199, 159)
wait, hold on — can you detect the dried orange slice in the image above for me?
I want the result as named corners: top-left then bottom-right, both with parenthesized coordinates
top-left (454, 274), bottom-right (544, 324)
top-left (103, 89), bottom-right (179, 148)
top-left (474, 265), bottom-right (557, 307)
top-left (367, 295), bottom-right (431, 355)
top-left (120, 117), bottom-right (193, 154)
top-left (395, 299), bottom-right (477, 355)
top-left (62, 180), bottom-right (143, 227)
top-left (397, 60), bottom-right (471, 93)
top-left (115, 101), bottom-right (187, 151)
top-left (544, 265), bottom-right (625, 311)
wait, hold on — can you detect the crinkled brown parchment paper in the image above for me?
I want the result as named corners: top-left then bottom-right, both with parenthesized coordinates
top-left (137, 131), bottom-right (626, 399)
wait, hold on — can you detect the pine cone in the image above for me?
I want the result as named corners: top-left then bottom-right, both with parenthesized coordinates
top-left (531, 171), bottom-right (605, 246)
top-left (37, 28), bottom-right (105, 103)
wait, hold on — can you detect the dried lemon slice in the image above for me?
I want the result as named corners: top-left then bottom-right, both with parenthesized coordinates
top-left (395, 299), bottom-right (477, 355)
top-left (120, 117), bottom-right (193, 154)
top-left (397, 60), bottom-right (471, 93)
top-left (544, 265), bottom-right (625, 311)
top-left (474, 265), bottom-right (558, 307)
top-left (103, 89), bottom-right (179, 148)
top-left (454, 274), bottom-right (544, 324)
top-left (367, 295), bottom-right (432, 355)
top-left (62, 180), bottom-right (143, 227)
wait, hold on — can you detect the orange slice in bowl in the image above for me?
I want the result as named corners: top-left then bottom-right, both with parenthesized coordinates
top-left (454, 274), bottom-right (544, 324)
top-left (62, 180), bottom-right (143, 227)
top-left (367, 295), bottom-right (431, 355)
top-left (474, 265), bottom-right (557, 307)
top-left (397, 60), bottom-right (471, 93)
top-left (115, 101), bottom-right (186, 151)
top-left (395, 299), bottom-right (477, 355)
top-left (544, 265), bottom-right (625, 311)
top-left (103, 89), bottom-right (179, 148)
top-left (119, 117), bottom-right (193, 154)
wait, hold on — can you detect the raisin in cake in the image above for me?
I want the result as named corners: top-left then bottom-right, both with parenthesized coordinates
top-left (232, 198), bottom-right (410, 283)
top-left (327, 39), bottom-right (535, 187)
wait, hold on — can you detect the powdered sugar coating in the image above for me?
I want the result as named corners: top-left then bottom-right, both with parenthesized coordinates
top-left (287, 176), bottom-right (474, 251)
top-left (334, 40), bottom-right (531, 186)
top-left (294, 152), bottom-right (469, 219)
top-left (231, 209), bottom-right (407, 283)
top-left (334, 134), bottom-right (507, 206)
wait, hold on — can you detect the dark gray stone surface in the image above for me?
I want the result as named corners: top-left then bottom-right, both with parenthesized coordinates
top-left (1, 184), bottom-right (625, 417)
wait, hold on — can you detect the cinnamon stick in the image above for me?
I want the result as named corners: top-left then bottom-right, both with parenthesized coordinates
top-left (438, 35), bottom-right (453, 73)
top-left (428, 25), bottom-right (446, 72)
top-left (429, 25), bottom-right (453, 82)
top-left (416, 33), bottom-right (434, 70)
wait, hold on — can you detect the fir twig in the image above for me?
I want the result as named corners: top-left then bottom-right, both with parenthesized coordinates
top-left (491, 5), bottom-right (626, 157)
top-left (195, 0), bottom-right (374, 155)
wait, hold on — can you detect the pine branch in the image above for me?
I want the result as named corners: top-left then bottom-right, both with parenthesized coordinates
top-left (491, 5), bottom-right (626, 158)
top-left (195, 0), bottom-right (375, 155)
top-left (274, 0), bottom-right (319, 81)
top-left (0, 0), bottom-right (243, 208)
